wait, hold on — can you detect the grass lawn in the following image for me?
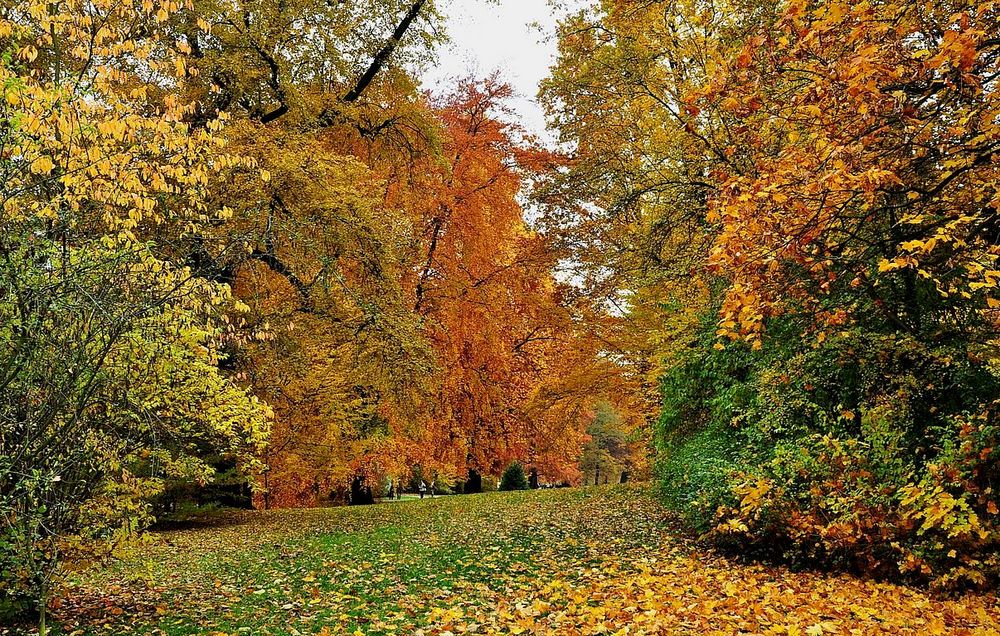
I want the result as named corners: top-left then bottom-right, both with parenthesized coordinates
top-left (15, 486), bottom-right (1000, 635)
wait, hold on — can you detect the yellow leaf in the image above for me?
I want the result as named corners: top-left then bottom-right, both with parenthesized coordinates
top-left (30, 156), bottom-right (55, 175)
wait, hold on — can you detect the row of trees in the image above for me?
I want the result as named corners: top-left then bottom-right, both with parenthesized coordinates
top-left (543, 0), bottom-right (1000, 589)
top-left (354, 402), bottom-right (639, 504)
top-left (1, 0), bottom-right (651, 623)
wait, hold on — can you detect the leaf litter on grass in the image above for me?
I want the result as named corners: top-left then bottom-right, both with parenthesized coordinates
top-left (17, 486), bottom-right (1000, 636)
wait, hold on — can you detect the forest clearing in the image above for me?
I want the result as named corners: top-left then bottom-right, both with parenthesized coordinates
top-left (15, 487), bottom-right (1000, 636)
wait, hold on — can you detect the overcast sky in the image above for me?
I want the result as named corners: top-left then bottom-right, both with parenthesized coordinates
top-left (421, 0), bottom-right (581, 144)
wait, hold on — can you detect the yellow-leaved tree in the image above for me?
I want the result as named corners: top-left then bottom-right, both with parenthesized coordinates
top-left (0, 0), bottom-right (271, 627)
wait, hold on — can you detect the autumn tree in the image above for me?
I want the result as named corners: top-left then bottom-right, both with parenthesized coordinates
top-left (119, 0), bottom-right (451, 506)
top-left (0, 0), bottom-right (272, 626)
top-left (580, 402), bottom-right (638, 486)
top-left (547, 0), bottom-right (1000, 588)
top-left (395, 80), bottom-right (572, 480)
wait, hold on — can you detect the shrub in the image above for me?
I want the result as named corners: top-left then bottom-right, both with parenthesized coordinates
top-left (657, 423), bottom-right (743, 534)
top-left (656, 317), bottom-right (1000, 590)
top-left (499, 462), bottom-right (530, 491)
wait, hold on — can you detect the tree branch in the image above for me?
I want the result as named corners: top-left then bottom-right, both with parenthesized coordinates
top-left (248, 249), bottom-right (313, 310)
top-left (344, 0), bottom-right (428, 103)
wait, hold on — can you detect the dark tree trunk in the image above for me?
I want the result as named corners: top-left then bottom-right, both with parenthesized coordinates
top-left (350, 476), bottom-right (375, 506)
top-left (465, 469), bottom-right (483, 494)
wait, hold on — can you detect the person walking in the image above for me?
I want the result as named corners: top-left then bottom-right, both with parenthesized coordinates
top-left (419, 480), bottom-right (426, 499)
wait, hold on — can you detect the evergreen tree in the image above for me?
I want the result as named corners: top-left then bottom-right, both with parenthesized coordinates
top-left (499, 462), bottom-right (530, 491)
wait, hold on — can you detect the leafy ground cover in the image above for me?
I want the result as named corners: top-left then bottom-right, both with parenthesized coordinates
top-left (11, 486), bottom-right (1000, 636)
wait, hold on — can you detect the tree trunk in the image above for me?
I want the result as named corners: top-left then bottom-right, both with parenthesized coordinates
top-left (465, 469), bottom-right (483, 494)
top-left (350, 476), bottom-right (375, 506)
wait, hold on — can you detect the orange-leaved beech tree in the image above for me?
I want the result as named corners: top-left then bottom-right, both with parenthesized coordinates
top-left (402, 80), bottom-right (585, 483)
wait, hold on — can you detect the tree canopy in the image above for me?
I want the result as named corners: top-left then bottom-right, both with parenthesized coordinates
top-left (544, 0), bottom-right (1000, 590)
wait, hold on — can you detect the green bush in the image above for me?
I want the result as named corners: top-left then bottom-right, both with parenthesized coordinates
top-left (657, 423), bottom-right (743, 534)
top-left (499, 462), bottom-right (530, 491)
top-left (655, 313), bottom-right (1000, 590)
top-left (655, 312), bottom-right (768, 534)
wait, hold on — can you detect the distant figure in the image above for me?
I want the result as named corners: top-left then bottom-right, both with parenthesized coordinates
top-left (419, 480), bottom-right (426, 499)
top-left (387, 480), bottom-right (395, 500)
top-left (429, 479), bottom-right (436, 498)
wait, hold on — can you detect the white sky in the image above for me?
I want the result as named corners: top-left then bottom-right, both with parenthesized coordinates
top-left (421, 0), bottom-right (579, 144)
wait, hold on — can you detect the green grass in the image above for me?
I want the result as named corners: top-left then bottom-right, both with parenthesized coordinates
top-left (40, 486), bottom-right (669, 636)
top-left (9, 486), bottom-right (1000, 635)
